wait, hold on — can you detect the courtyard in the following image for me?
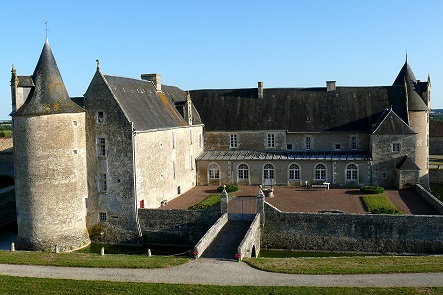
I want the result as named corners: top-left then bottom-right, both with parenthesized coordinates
top-left (161, 185), bottom-right (439, 215)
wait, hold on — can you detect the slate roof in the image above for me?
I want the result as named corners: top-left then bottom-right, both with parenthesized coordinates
top-left (372, 109), bottom-right (416, 135)
top-left (103, 75), bottom-right (189, 131)
top-left (396, 155), bottom-right (420, 171)
top-left (17, 76), bottom-right (34, 87)
top-left (392, 60), bottom-right (428, 111)
top-left (197, 150), bottom-right (370, 161)
top-left (190, 86), bottom-right (407, 132)
top-left (14, 39), bottom-right (84, 116)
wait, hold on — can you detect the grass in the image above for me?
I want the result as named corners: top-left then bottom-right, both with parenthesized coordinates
top-left (0, 250), bottom-right (187, 268)
top-left (243, 256), bottom-right (443, 275)
top-left (362, 195), bottom-right (402, 214)
top-left (188, 193), bottom-right (221, 209)
top-left (430, 183), bottom-right (443, 202)
top-left (1, 276), bottom-right (442, 295)
top-left (0, 189), bottom-right (15, 202)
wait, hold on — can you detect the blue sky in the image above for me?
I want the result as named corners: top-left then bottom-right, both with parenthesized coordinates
top-left (1, 0), bottom-right (442, 119)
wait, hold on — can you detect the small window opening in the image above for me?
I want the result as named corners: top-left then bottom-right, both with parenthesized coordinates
top-left (98, 111), bottom-right (104, 123)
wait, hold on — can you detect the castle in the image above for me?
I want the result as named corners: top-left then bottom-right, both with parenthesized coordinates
top-left (10, 39), bottom-right (430, 251)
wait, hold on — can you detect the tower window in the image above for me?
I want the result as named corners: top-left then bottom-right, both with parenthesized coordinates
top-left (98, 111), bottom-right (104, 123)
top-left (392, 143), bottom-right (401, 152)
top-left (99, 212), bottom-right (107, 222)
top-left (97, 137), bottom-right (106, 157)
top-left (98, 173), bottom-right (107, 193)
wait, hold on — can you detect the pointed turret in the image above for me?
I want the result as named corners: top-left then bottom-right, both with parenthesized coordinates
top-left (393, 58), bottom-right (428, 111)
top-left (14, 39), bottom-right (83, 116)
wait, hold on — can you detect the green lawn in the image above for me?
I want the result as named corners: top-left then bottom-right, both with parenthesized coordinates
top-left (0, 251), bottom-right (187, 269)
top-left (244, 256), bottom-right (443, 274)
top-left (0, 276), bottom-right (442, 295)
top-left (188, 193), bottom-right (221, 209)
top-left (362, 195), bottom-right (402, 214)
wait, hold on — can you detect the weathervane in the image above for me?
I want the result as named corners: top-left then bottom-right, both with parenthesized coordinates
top-left (45, 20), bottom-right (50, 42)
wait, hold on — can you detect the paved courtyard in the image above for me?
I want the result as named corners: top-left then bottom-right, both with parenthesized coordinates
top-left (161, 185), bottom-right (439, 215)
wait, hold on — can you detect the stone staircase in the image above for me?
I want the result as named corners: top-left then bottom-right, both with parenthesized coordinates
top-left (201, 220), bottom-right (251, 260)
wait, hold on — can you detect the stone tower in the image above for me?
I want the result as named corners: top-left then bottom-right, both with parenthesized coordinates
top-left (393, 59), bottom-right (431, 190)
top-left (11, 38), bottom-right (90, 251)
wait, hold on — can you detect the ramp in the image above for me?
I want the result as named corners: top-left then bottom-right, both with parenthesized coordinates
top-left (201, 221), bottom-right (251, 259)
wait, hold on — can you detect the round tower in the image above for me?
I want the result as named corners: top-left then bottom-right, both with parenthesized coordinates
top-left (12, 39), bottom-right (90, 251)
top-left (393, 60), bottom-right (430, 190)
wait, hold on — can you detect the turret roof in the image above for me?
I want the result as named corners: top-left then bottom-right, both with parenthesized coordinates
top-left (14, 39), bottom-right (84, 116)
top-left (393, 59), bottom-right (428, 111)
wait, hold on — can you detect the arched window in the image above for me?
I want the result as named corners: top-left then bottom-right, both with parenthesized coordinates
top-left (208, 163), bottom-right (220, 179)
top-left (314, 163), bottom-right (326, 181)
top-left (263, 164), bottom-right (275, 184)
top-left (238, 164), bottom-right (249, 180)
top-left (288, 163), bottom-right (300, 180)
top-left (346, 163), bottom-right (358, 180)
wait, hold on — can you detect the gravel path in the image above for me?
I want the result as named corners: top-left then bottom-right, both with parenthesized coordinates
top-left (1, 259), bottom-right (443, 287)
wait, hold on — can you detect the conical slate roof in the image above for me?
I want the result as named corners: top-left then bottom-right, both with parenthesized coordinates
top-left (393, 60), bottom-right (428, 111)
top-left (14, 39), bottom-right (84, 116)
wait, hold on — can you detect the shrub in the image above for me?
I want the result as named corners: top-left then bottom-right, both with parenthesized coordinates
top-left (362, 195), bottom-right (402, 214)
top-left (217, 184), bottom-right (238, 193)
top-left (360, 185), bottom-right (384, 194)
top-left (0, 175), bottom-right (14, 186)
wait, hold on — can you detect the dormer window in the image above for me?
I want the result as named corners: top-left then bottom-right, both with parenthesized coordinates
top-left (230, 134), bottom-right (238, 148)
top-left (306, 116), bottom-right (311, 122)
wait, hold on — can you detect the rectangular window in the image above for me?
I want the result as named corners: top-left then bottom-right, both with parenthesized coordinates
top-left (267, 134), bottom-right (275, 148)
top-left (99, 212), bottom-right (107, 222)
top-left (230, 134), bottom-right (238, 148)
top-left (190, 129), bottom-right (193, 145)
top-left (351, 136), bottom-right (358, 150)
top-left (98, 173), bottom-right (107, 193)
top-left (335, 144), bottom-right (341, 150)
top-left (198, 134), bottom-right (202, 148)
top-left (172, 132), bottom-right (175, 149)
top-left (97, 111), bottom-right (104, 123)
top-left (382, 172), bottom-right (387, 179)
top-left (97, 137), bottom-right (106, 157)
top-left (305, 136), bottom-right (311, 150)
top-left (392, 143), bottom-right (401, 152)
top-left (73, 120), bottom-right (78, 127)
top-left (287, 144), bottom-right (293, 150)
top-left (172, 161), bottom-right (176, 179)
top-left (190, 155), bottom-right (194, 170)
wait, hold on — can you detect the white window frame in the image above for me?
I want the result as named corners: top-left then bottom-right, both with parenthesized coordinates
top-left (267, 134), bottom-right (275, 148)
top-left (351, 136), bottom-right (358, 150)
top-left (305, 136), bottom-right (312, 150)
top-left (314, 163), bottom-right (326, 181)
top-left (238, 163), bottom-right (249, 181)
top-left (230, 134), bottom-right (238, 148)
top-left (288, 163), bottom-right (300, 181)
top-left (208, 163), bottom-right (220, 180)
top-left (392, 142), bottom-right (401, 152)
top-left (346, 163), bottom-right (358, 181)
top-left (263, 163), bottom-right (275, 180)
top-left (98, 212), bottom-right (107, 222)
top-left (98, 173), bottom-right (107, 193)
top-left (97, 137), bottom-right (106, 157)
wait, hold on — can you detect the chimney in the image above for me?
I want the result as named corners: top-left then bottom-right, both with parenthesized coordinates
top-left (326, 81), bottom-right (336, 92)
top-left (141, 74), bottom-right (161, 92)
top-left (258, 81), bottom-right (264, 99)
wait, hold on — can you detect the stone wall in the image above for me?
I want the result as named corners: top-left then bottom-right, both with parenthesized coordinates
top-left (430, 138), bottom-right (443, 155)
top-left (262, 203), bottom-right (443, 254)
top-left (237, 213), bottom-right (261, 259)
top-left (138, 204), bottom-right (221, 246)
top-left (430, 170), bottom-right (443, 184)
top-left (194, 213), bottom-right (228, 258)
top-left (416, 184), bottom-right (443, 214)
